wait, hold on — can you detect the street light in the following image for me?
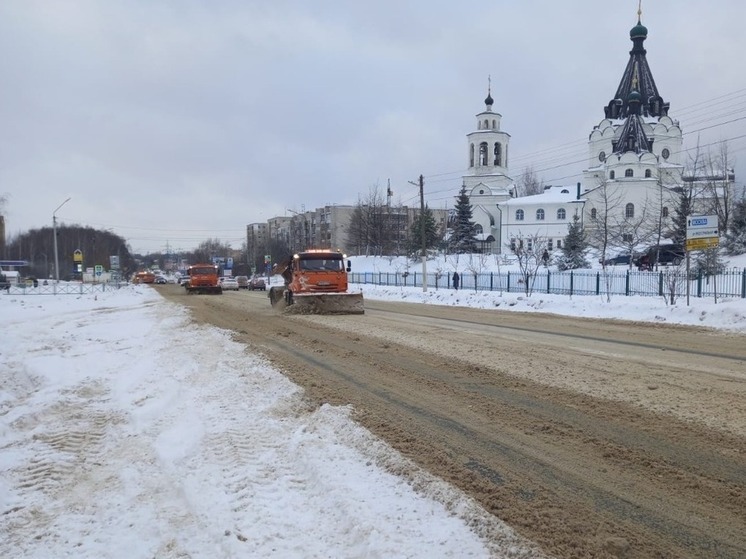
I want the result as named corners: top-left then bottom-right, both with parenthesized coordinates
top-left (53, 197), bottom-right (71, 282)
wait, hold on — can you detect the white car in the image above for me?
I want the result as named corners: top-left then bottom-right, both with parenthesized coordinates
top-left (220, 277), bottom-right (240, 291)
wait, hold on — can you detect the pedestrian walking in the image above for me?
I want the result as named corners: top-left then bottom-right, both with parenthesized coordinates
top-left (452, 271), bottom-right (460, 290)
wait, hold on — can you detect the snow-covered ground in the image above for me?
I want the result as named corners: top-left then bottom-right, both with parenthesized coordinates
top-left (2, 252), bottom-right (745, 558)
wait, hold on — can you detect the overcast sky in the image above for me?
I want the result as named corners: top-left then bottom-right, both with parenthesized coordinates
top-left (2, 0), bottom-right (745, 254)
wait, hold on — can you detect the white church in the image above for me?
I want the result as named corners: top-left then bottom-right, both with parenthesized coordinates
top-left (465, 12), bottom-right (732, 254)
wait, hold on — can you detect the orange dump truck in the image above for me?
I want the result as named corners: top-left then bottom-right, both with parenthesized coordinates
top-left (268, 249), bottom-right (363, 314)
top-left (184, 263), bottom-right (222, 294)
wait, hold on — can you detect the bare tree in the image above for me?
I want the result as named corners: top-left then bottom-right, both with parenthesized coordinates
top-left (507, 232), bottom-right (546, 296)
top-left (464, 252), bottom-right (490, 292)
top-left (585, 177), bottom-right (625, 269)
top-left (514, 166), bottom-right (544, 197)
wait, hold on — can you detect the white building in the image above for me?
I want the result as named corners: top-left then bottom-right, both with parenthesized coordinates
top-left (467, 12), bottom-right (734, 255)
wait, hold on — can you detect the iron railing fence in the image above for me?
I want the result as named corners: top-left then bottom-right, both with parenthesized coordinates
top-left (350, 267), bottom-right (746, 300)
top-left (0, 282), bottom-right (129, 296)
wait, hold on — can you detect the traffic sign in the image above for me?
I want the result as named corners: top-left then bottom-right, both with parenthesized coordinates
top-left (686, 237), bottom-right (720, 251)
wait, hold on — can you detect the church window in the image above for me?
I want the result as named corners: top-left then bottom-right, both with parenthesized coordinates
top-left (510, 238), bottom-right (516, 252)
top-left (557, 239), bottom-right (562, 249)
top-left (479, 189), bottom-right (484, 194)
top-left (662, 206), bottom-right (669, 218)
top-left (515, 209), bottom-right (524, 221)
top-left (622, 233), bottom-right (633, 242)
top-left (547, 239), bottom-right (553, 251)
top-left (557, 208), bottom-right (566, 220)
top-left (494, 143), bottom-right (502, 166)
top-left (475, 224), bottom-right (483, 234)
top-left (527, 238), bottom-right (533, 252)
top-left (561, 189), bottom-right (569, 194)
top-left (492, 119), bottom-right (496, 129)
top-left (479, 142), bottom-right (488, 166)
top-left (536, 209), bottom-right (545, 221)
top-left (625, 168), bottom-right (634, 178)
top-left (470, 144), bottom-right (475, 167)
top-left (598, 151), bottom-right (606, 162)
top-left (625, 203), bottom-right (635, 218)
top-left (590, 208), bottom-right (597, 219)
top-left (610, 170), bottom-right (615, 179)
top-left (661, 148), bottom-right (670, 160)
top-left (645, 169), bottom-right (652, 178)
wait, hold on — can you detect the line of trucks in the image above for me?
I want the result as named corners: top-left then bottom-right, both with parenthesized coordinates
top-left (181, 249), bottom-right (364, 314)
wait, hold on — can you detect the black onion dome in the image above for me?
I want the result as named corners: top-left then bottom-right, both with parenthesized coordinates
top-left (485, 92), bottom-right (494, 106)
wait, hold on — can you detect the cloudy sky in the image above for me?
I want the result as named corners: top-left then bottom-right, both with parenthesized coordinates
top-left (2, 0), bottom-right (745, 254)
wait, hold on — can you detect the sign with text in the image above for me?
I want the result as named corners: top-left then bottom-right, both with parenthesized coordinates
top-left (686, 215), bottom-right (719, 251)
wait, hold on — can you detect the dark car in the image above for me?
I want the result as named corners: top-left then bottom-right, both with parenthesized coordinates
top-left (602, 253), bottom-right (633, 266)
top-left (248, 276), bottom-right (266, 291)
top-left (634, 244), bottom-right (685, 269)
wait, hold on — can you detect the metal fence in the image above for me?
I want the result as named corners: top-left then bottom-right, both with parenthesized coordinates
top-left (0, 282), bottom-right (129, 296)
top-left (350, 267), bottom-right (746, 300)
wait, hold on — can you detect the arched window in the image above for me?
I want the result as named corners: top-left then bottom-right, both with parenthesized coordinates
top-left (662, 206), bottom-right (669, 218)
top-left (590, 208), bottom-right (597, 219)
top-left (479, 142), bottom-right (488, 166)
top-left (515, 209), bottom-right (524, 221)
top-left (492, 119), bottom-right (496, 129)
top-left (474, 224), bottom-right (483, 234)
top-left (557, 208), bottom-right (566, 220)
top-left (470, 144), bottom-right (475, 167)
top-left (625, 168), bottom-right (634, 178)
top-left (625, 203), bottom-right (635, 218)
top-left (494, 142), bottom-right (502, 166)
top-left (610, 170), bottom-right (615, 179)
top-left (645, 169), bottom-right (652, 178)
top-left (536, 209), bottom-right (545, 221)
top-left (484, 120), bottom-right (489, 129)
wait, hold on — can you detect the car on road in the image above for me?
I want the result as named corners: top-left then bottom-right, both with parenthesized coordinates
top-left (235, 276), bottom-right (249, 289)
top-left (154, 275), bottom-right (168, 284)
top-left (219, 277), bottom-right (240, 291)
top-left (248, 276), bottom-right (266, 291)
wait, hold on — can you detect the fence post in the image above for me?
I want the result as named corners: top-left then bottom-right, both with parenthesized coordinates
top-left (625, 270), bottom-right (630, 296)
top-left (596, 272), bottom-right (600, 296)
top-left (658, 271), bottom-right (663, 297)
top-left (490, 272), bottom-right (493, 292)
top-left (742, 269), bottom-right (746, 299)
top-left (547, 270), bottom-right (551, 294)
top-left (507, 271), bottom-right (511, 293)
top-left (570, 271), bottom-right (574, 296)
top-left (697, 270), bottom-right (702, 298)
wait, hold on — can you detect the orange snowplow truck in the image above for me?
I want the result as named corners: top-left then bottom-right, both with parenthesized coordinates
top-left (268, 249), bottom-right (364, 314)
top-left (185, 263), bottom-right (222, 294)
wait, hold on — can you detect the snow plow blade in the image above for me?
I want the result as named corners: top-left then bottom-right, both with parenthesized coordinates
top-left (290, 293), bottom-right (364, 315)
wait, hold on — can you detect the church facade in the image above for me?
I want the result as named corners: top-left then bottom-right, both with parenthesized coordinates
top-left (466, 12), bottom-right (734, 255)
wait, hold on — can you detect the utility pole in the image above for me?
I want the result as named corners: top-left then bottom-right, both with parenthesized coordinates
top-left (408, 176), bottom-right (428, 292)
top-left (52, 197), bottom-right (71, 282)
top-left (418, 175), bottom-right (427, 292)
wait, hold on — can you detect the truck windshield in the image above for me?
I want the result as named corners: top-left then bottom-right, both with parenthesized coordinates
top-left (299, 258), bottom-right (343, 272)
top-left (190, 268), bottom-right (215, 276)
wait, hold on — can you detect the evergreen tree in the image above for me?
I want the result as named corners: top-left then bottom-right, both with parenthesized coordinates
top-left (723, 197), bottom-right (746, 255)
top-left (408, 205), bottom-right (439, 254)
top-left (449, 185), bottom-right (478, 253)
top-left (556, 214), bottom-right (590, 271)
top-left (669, 186), bottom-right (692, 245)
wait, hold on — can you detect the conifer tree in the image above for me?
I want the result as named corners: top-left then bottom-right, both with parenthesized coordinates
top-left (408, 205), bottom-right (439, 254)
top-left (556, 214), bottom-right (590, 270)
top-left (449, 185), bottom-right (478, 253)
top-left (723, 197), bottom-right (746, 255)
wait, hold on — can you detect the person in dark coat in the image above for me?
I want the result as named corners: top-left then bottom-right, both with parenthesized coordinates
top-left (452, 271), bottom-right (460, 290)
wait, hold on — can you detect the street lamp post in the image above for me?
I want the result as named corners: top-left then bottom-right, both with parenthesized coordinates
top-left (53, 197), bottom-right (71, 282)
